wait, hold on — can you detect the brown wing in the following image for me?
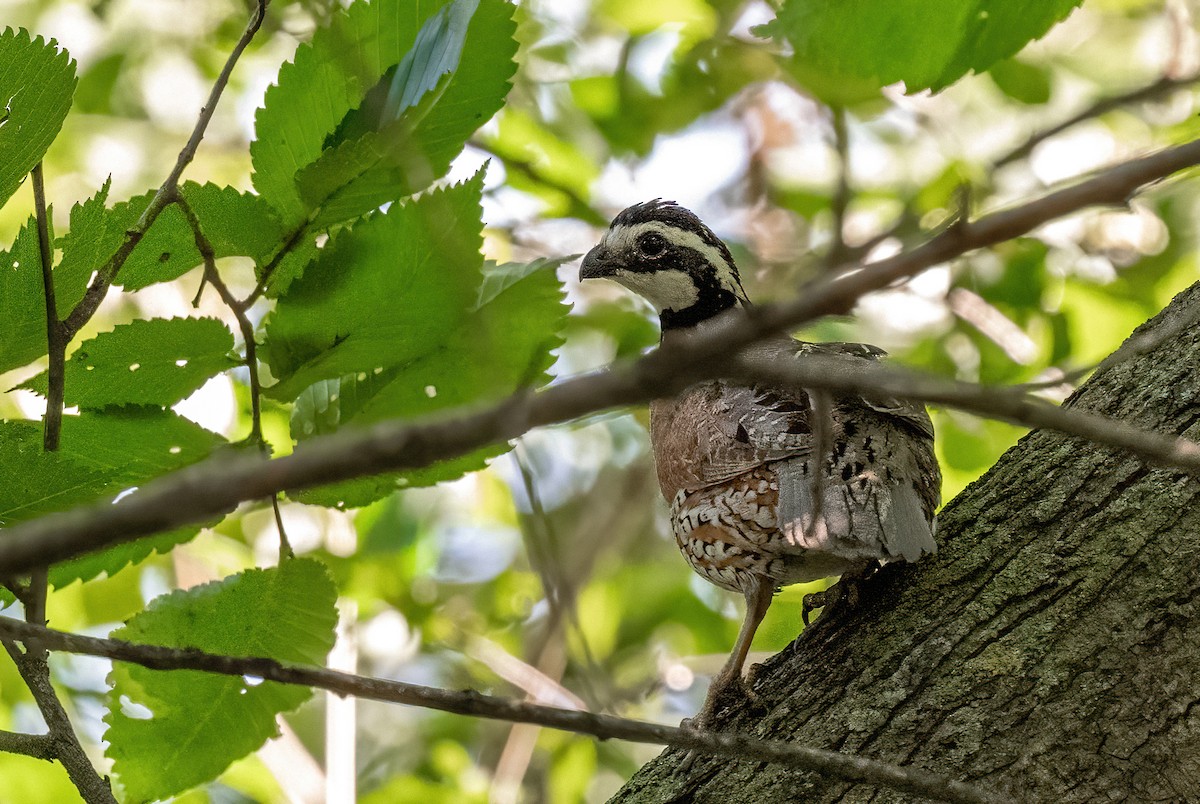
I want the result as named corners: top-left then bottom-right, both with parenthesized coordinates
top-left (650, 338), bottom-right (936, 510)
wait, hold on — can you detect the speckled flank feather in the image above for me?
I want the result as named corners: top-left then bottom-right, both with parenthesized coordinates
top-left (653, 337), bottom-right (940, 598)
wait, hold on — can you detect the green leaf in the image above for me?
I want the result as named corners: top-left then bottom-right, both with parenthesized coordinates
top-left (0, 218), bottom-right (49, 374)
top-left (54, 408), bottom-right (227, 483)
top-left (290, 255), bottom-right (569, 508)
top-left (177, 182), bottom-right (285, 265)
top-left (251, 0), bottom-right (516, 226)
top-left (988, 58), bottom-right (1052, 105)
top-left (53, 188), bottom-right (191, 292)
top-left (293, 73), bottom-right (454, 228)
top-left (77, 182), bottom-right (283, 292)
top-left (292, 0), bottom-right (517, 228)
top-left (0, 29), bottom-right (77, 209)
top-left (105, 559), bottom-right (338, 802)
top-left (0, 208), bottom-right (92, 374)
top-left (18, 318), bottom-right (239, 408)
top-left (263, 171), bottom-right (485, 401)
top-left (0, 410), bottom-right (226, 587)
top-left (54, 178), bottom-right (117, 311)
top-left (756, 0), bottom-right (1082, 98)
top-left (0, 421), bottom-right (106, 527)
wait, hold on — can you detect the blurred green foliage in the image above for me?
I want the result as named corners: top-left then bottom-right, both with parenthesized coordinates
top-left (1, 0), bottom-right (1199, 800)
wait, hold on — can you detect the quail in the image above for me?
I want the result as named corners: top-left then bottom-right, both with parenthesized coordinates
top-left (579, 200), bottom-right (941, 725)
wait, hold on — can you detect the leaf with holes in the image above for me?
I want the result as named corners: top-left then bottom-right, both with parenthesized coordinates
top-left (0, 218), bottom-right (49, 373)
top-left (53, 178), bottom-right (118, 311)
top-left (105, 558), bottom-right (338, 802)
top-left (756, 0), bottom-right (1081, 99)
top-left (251, 0), bottom-right (515, 228)
top-left (59, 182), bottom-right (284, 293)
top-left (0, 29), bottom-right (77, 209)
top-left (290, 255), bottom-right (569, 508)
top-left (19, 318), bottom-right (238, 408)
top-left (263, 171), bottom-right (484, 401)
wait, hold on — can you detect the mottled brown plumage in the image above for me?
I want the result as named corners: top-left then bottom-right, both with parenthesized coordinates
top-left (580, 200), bottom-right (941, 725)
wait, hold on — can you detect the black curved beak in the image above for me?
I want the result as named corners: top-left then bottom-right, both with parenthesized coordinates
top-left (579, 245), bottom-right (612, 280)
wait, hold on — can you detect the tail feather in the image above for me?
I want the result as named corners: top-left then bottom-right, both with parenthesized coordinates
top-left (883, 482), bottom-right (937, 562)
top-left (775, 457), bottom-right (936, 563)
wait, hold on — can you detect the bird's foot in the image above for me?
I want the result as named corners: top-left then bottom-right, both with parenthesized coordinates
top-left (741, 663), bottom-right (768, 714)
top-left (801, 562), bottom-right (878, 625)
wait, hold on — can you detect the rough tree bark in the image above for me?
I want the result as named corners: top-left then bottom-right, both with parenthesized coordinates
top-left (613, 281), bottom-right (1200, 802)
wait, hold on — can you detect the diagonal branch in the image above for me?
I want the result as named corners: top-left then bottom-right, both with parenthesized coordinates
top-left (2, 139), bottom-right (1200, 574)
top-left (0, 617), bottom-right (1002, 804)
top-left (844, 72), bottom-right (1200, 264)
top-left (61, 0), bottom-right (266, 338)
top-left (994, 73), bottom-right (1200, 170)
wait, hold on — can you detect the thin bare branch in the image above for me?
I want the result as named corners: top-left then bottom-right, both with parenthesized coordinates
top-left (848, 71), bottom-right (1200, 263)
top-left (61, 0), bottom-right (266, 338)
top-left (31, 164), bottom-right (65, 453)
top-left (822, 106), bottom-right (851, 270)
top-left (0, 617), bottom-right (1003, 804)
top-left (4, 576), bottom-right (115, 803)
top-left (468, 138), bottom-right (607, 227)
top-left (176, 190), bottom-right (294, 560)
top-left (2, 139), bottom-right (1200, 574)
top-left (994, 74), bottom-right (1200, 170)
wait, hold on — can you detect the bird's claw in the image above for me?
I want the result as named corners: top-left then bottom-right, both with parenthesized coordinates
top-left (802, 562), bottom-right (877, 625)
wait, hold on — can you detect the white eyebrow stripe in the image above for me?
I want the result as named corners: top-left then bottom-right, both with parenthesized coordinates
top-left (605, 221), bottom-right (740, 291)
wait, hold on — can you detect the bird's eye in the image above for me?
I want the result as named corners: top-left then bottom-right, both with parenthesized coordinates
top-left (638, 232), bottom-right (667, 257)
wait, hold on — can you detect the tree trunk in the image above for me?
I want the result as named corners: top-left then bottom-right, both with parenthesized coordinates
top-left (613, 281), bottom-right (1200, 802)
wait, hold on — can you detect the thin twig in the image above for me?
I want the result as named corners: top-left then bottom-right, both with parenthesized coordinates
top-left (238, 215), bottom-right (314, 311)
top-left (7, 314), bottom-right (1200, 580)
top-left (803, 390), bottom-right (832, 546)
top-left (513, 444), bottom-right (601, 687)
top-left (847, 72), bottom-right (1200, 264)
top-left (61, 0), bottom-right (266, 338)
top-left (12, 175), bottom-right (107, 797)
top-left (822, 106), bottom-right (851, 270)
top-left (0, 617), bottom-right (1004, 804)
top-left (31, 164), bottom-right (65, 453)
top-left (468, 137), bottom-right (607, 227)
top-left (2, 138), bottom-right (1199, 572)
top-left (1012, 274), bottom-right (1200, 393)
top-left (176, 194), bottom-right (262, 439)
top-left (994, 74), bottom-right (1200, 170)
top-left (5, 581), bottom-right (116, 802)
top-left (177, 191), bottom-right (293, 560)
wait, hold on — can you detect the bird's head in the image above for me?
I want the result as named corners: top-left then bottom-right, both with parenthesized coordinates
top-left (579, 199), bottom-right (750, 331)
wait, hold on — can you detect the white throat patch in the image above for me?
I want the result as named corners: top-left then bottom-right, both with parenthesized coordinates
top-left (610, 267), bottom-right (699, 312)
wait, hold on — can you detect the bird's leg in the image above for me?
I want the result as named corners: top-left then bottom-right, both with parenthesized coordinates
top-left (691, 575), bottom-right (774, 729)
top-left (801, 559), bottom-right (878, 626)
